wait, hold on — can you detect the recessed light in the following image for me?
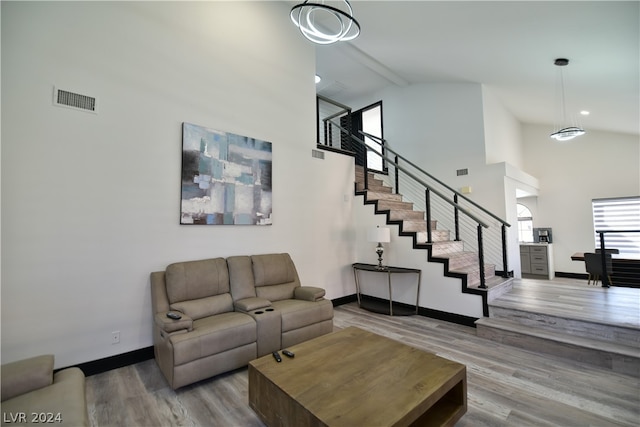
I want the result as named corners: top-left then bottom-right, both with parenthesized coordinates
top-left (315, 75), bottom-right (321, 84)
top-left (580, 110), bottom-right (590, 116)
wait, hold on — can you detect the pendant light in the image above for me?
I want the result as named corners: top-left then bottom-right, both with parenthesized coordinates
top-left (550, 58), bottom-right (585, 141)
top-left (290, 1), bottom-right (360, 45)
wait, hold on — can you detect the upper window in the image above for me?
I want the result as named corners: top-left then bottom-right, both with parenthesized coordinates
top-left (517, 203), bottom-right (533, 243)
top-left (361, 102), bottom-right (384, 172)
top-left (592, 196), bottom-right (640, 257)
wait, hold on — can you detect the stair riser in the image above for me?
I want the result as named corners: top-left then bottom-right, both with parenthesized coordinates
top-left (456, 265), bottom-right (496, 287)
top-left (366, 192), bottom-right (403, 202)
top-left (356, 182), bottom-right (392, 193)
top-left (376, 200), bottom-right (414, 211)
top-left (389, 211), bottom-right (426, 221)
top-left (416, 231), bottom-right (451, 243)
top-left (476, 323), bottom-right (640, 377)
top-left (447, 254), bottom-right (479, 270)
top-left (488, 306), bottom-right (640, 348)
top-left (431, 241), bottom-right (465, 254)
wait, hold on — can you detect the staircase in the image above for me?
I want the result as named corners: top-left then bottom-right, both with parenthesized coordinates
top-left (355, 166), bottom-right (513, 309)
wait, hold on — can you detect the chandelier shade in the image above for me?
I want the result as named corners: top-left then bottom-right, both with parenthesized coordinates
top-left (550, 126), bottom-right (586, 141)
top-left (290, 1), bottom-right (361, 45)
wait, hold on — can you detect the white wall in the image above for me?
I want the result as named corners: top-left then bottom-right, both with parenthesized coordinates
top-left (1, 1), bottom-right (355, 368)
top-left (522, 124), bottom-right (640, 273)
top-left (352, 198), bottom-right (484, 319)
top-left (482, 86), bottom-right (524, 169)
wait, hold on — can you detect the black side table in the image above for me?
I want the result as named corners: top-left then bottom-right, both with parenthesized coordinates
top-left (352, 263), bottom-right (421, 316)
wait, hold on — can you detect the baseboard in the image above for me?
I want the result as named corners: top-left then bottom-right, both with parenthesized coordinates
top-left (69, 346), bottom-right (155, 377)
top-left (555, 271), bottom-right (589, 280)
top-left (335, 294), bottom-right (478, 328)
top-left (332, 294), bottom-right (358, 306)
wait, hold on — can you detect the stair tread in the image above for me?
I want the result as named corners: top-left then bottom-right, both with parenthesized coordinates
top-left (476, 317), bottom-right (640, 357)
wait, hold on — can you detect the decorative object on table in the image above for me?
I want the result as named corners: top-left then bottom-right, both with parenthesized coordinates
top-left (290, 0), bottom-right (360, 45)
top-left (180, 123), bottom-right (272, 225)
top-left (549, 58), bottom-right (586, 141)
top-left (368, 226), bottom-right (390, 270)
top-left (533, 227), bottom-right (553, 243)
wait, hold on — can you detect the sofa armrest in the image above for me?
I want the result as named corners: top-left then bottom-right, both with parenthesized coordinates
top-left (294, 286), bottom-right (326, 302)
top-left (154, 312), bottom-right (193, 333)
top-left (1, 355), bottom-right (54, 402)
top-left (234, 297), bottom-right (272, 313)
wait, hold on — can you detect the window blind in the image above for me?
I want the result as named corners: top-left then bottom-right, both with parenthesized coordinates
top-left (592, 196), bottom-right (640, 256)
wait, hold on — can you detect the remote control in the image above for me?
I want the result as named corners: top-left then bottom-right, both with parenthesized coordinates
top-left (272, 351), bottom-right (282, 363)
top-left (166, 312), bottom-right (182, 320)
top-left (282, 350), bottom-right (295, 358)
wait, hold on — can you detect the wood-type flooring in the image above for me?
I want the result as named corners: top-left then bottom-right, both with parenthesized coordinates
top-left (86, 278), bottom-right (640, 427)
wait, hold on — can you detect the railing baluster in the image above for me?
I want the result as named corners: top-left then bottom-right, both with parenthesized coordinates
top-left (363, 147), bottom-right (369, 191)
top-left (453, 194), bottom-right (460, 241)
top-left (394, 155), bottom-right (399, 194)
top-left (501, 224), bottom-right (509, 277)
top-left (425, 188), bottom-right (432, 244)
top-left (598, 231), bottom-right (609, 288)
top-left (477, 224), bottom-right (486, 288)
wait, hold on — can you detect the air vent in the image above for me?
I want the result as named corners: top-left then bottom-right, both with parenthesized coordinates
top-left (312, 149), bottom-right (325, 160)
top-left (456, 168), bottom-right (468, 176)
top-left (53, 87), bottom-right (97, 113)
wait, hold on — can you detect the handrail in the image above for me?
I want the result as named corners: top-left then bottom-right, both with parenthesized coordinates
top-left (333, 121), bottom-right (490, 228)
top-left (361, 131), bottom-right (511, 228)
top-left (595, 229), bottom-right (640, 288)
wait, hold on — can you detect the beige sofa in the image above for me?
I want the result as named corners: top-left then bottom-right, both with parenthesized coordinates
top-left (150, 253), bottom-right (333, 389)
top-left (1, 355), bottom-right (89, 427)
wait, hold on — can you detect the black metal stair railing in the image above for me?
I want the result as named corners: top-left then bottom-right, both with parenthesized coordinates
top-left (328, 119), bottom-right (511, 289)
top-left (596, 229), bottom-right (640, 287)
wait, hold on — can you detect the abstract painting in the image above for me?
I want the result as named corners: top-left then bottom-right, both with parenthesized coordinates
top-left (181, 122), bottom-right (272, 225)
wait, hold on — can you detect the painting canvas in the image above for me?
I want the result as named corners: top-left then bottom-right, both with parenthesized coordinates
top-left (181, 123), bottom-right (272, 225)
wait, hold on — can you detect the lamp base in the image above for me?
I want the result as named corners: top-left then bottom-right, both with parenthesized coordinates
top-left (375, 244), bottom-right (386, 270)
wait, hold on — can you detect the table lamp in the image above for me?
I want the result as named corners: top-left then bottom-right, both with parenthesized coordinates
top-left (368, 226), bottom-right (391, 270)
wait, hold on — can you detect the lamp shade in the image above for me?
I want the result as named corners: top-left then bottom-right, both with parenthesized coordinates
top-left (368, 226), bottom-right (390, 243)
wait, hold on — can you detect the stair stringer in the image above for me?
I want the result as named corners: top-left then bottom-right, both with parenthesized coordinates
top-left (354, 189), bottom-right (492, 317)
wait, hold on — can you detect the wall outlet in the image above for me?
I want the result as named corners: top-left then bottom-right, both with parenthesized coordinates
top-left (111, 331), bottom-right (120, 345)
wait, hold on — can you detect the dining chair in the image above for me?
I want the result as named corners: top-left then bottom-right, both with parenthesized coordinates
top-left (584, 252), bottom-right (613, 286)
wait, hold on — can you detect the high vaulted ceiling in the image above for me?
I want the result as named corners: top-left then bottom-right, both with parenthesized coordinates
top-left (298, 1), bottom-right (639, 136)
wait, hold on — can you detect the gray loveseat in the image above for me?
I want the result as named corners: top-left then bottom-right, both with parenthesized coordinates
top-left (150, 253), bottom-right (333, 389)
top-left (1, 355), bottom-right (89, 426)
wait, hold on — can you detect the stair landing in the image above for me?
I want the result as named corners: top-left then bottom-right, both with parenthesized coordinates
top-left (476, 278), bottom-right (640, 377)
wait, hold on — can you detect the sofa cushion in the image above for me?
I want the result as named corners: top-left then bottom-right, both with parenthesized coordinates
top-left (165, 258), bottom-right (230, 304)
top-left (251, 253), bottom-right (300, 301)
top-left (271, 299), bottom-right (334, 332)
top-left (294, 286), bottom-right (326, 301)
top-left (1, 355), bottom-right (54, 402)
top-left (170, 312), bottom-right (256, 366)
top-left (1, 367), bottom-right (88, 427)
top-left (170, 293), bottom-right (233, 321)
top-left (227, 256), bottom-right (257, 301)
top-left (234, 297), bottom-right (271, 312)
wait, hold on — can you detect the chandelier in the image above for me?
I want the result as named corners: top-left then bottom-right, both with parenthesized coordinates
top-left (290, 1), bottom-right (361, 45)
top-left (550, 58), bottom-right (586, 142)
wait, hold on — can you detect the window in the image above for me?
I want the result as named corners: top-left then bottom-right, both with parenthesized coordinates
top-left (361, 102), bottom-right (383, 172)
top-left (592, 196), bottom-right (640, 257)
top-left (517, 203), bottom-right (533, 243)
top-left (350, 101), bottom-right (384, 172)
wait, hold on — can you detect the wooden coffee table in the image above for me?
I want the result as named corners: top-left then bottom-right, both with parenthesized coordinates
top-left (248, 326), bottom-right (467, 427)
